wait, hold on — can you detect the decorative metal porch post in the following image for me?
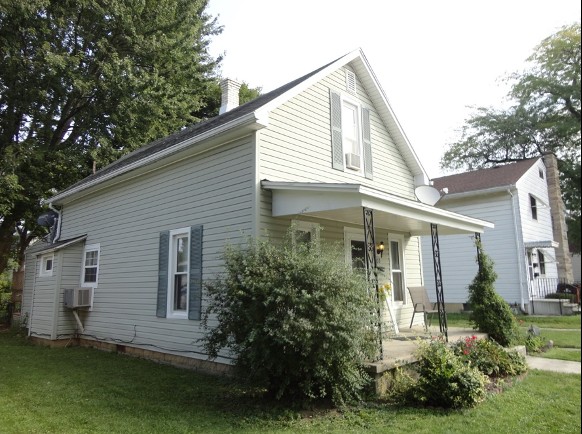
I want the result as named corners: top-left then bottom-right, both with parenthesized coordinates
top-left (363, 207), bottom-right (383, 360)
top-left (430, 223), bottom-right (448, 341)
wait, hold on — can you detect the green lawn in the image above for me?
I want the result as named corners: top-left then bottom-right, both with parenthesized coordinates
top-left (446, 313), bottom-right (581, 330)
top-left (446, 312), bottom-right (581, 361)
top-left (1, 330), bottom-right (580, 434)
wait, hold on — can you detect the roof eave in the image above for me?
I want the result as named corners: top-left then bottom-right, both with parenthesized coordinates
top-left (47, 113), bottom-right (267, 205)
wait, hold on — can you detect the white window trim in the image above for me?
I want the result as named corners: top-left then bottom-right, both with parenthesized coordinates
top-left (340, 94), bottom-right (364, 175)
top-left (167, 227), bottom-right (190, 319)
top-left (39, 253), bottom-right (54, 277)
top-left (81, 243), bottom-right (100, 288)
top-left (388, 234), bottom-right (406, 305)
top-left (291, 220), bottom-right (320, 246)
top-left (344, 227), bottom-right (364, 266)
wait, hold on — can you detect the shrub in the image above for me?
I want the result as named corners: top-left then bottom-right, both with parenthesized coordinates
top-left (467, 240), bottom-right (519, 347)
top-left (411, 338), bottom-right (487, 409)
top-left (452, 336), bottom-right (527, 377)
top-left (201, 231), bottom-right (378, 407)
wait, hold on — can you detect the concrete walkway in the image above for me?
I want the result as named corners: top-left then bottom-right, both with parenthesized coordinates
top-left (526, 355), bottom-right (581, 374)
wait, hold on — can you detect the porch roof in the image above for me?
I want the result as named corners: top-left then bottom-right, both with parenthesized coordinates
top-left (261, 181), bottom-right (494, 236)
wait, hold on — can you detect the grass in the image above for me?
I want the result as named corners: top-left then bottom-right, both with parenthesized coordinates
top-left (1, 330), bottom-right (580, 433)
top-left (445, 313), bottom-right (581, 361)
top-left (446, 312), bottom-right (581, 330)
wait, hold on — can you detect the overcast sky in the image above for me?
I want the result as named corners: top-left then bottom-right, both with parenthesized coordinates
top-left (206, 0), bottom-right (581, 179)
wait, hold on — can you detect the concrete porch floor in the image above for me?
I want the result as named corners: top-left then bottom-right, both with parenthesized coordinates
top-left (365, 325), bottom-right (488, 375)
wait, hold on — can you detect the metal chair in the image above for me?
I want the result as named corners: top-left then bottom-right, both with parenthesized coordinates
top-left (408, 286), bottom-right (438, 330)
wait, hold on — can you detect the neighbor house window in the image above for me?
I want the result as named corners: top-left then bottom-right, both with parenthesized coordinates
top-left (81, 244), bottom-right (100, 287)
top-left (530, 195), bottom-right (538, 220)
top-left (39, 253), bottom-right (54, 277)
top-left (538, 251), bottom-right (546, 275)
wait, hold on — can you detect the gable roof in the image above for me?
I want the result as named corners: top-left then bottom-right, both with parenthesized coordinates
top-left (48, 49), bottom-right (428, 205)
top-left (432, 158), bottom-right (540, 196)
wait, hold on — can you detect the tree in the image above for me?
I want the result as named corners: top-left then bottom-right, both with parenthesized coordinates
top-left (441, 23), bottom-right (581, 251)
top-left (0, 0), bottom-right (224, 274)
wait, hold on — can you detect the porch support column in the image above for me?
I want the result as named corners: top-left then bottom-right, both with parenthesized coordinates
top-left (430, 223), bottom-right (448, 341)
top-left (363, 207), bottom-right (383, 361)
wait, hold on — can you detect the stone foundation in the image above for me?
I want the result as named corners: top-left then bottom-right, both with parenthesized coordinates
top-left (28, 335), bottom-right (233, 376)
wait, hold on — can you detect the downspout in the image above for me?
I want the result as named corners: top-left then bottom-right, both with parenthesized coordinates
top-left (48, 203), bottom-right (62, 243)
top-left (508, 188), bottom-right (526, 311)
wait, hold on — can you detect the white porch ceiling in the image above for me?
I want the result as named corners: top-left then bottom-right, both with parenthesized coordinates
top-left (262, 181), bottom-right (494, 236)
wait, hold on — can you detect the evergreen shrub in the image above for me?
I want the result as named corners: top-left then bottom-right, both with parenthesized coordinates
top-left (467, 240), bottom-right (519, 346)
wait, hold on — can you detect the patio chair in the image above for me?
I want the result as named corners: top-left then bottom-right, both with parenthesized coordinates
top-left (408, 286), bottom-right (439, 330)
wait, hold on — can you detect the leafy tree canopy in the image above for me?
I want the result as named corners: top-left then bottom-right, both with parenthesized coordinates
top-left (441, 23), bottom-right (581, 251)
top-left (0, 0), bottom-right (260, 274)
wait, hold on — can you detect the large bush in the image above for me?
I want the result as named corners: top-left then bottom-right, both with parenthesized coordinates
top-left (201, 232), bottom-right (378, 406)
top-left (467, 240), bottom-right (519, 346)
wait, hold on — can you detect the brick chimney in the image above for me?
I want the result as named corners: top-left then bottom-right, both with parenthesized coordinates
top-left (219, 79), bottom-right (241, 114)
top-left (543, 153), bottom-right (574, 282)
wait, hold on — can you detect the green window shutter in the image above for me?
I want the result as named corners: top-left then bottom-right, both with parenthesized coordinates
top-left (330, 89), bottom-right (344, 170)
top-left (188, 225), bottom-right (203, 320)
top-left (156, 231), bottom-right (170, 318)
top-left (362, 107), bottom-right (373, 180)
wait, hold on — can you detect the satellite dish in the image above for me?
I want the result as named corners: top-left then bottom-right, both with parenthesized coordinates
top-left (37, 210), bottom-right (59, 227)
top-left (414, 185), bottom-right (442, 206)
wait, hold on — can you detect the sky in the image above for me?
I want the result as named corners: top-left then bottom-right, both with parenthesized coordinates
top-left (206, 0), bottom-right (581, 179)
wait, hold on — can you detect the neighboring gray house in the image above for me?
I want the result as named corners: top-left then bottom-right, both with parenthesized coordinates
top-left (21, 49), bottom-right (491, 370)
top-left (422, 156), bottom-right (573, 313)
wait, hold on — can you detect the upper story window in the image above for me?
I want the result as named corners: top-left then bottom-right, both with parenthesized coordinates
top-left (330, 89), bottom-right (373, 179)
top-left (81, 244), bottom-right (100, 287)
top-left (530, 195), bottom-right (538, 220)
top-left (39, 253), bottom-right (54, 277)
top-left (341, 100), bottom-right (362, 167)
top-left (538, 168), bottom-right (544, 179)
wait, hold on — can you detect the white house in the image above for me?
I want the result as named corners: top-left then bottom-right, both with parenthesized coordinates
top-left (422, 156), bottom-right (573, 313)
top-left (21, 49), bottom-right (491, 372)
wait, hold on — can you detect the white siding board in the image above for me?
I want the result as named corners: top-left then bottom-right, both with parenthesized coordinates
top-left (43, 138), bottom-right (256, 359)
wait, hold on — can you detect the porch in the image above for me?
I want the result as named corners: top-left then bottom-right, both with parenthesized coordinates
top-left (365, 325), bottom-right (489, 395)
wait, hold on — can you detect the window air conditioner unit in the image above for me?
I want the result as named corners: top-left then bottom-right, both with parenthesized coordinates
top-left (63, 287), bottom-right (92, 308)
top-left (345, 152), bottom-right (361, 170)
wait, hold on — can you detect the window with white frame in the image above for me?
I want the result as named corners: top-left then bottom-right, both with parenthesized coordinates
top-left (170, 229), bottom-right (189, 315)
top-left (330, 88), bottom-right (373, 178)
top-left (81, 244), bottom-right (100, 287)
top-left (538, 251), bottom-right (546, 275)
top-left (530, 195), bottom-right (538, 220)
top-left (389, 238), bottom-right (405, 302)
top-left (291, 220), bottom-right (319, 249)
top-left (39, 253), bottom-right (54, 277)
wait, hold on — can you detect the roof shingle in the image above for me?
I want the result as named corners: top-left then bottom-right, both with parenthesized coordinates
top-left (432, 158), bottom-right (540, 195)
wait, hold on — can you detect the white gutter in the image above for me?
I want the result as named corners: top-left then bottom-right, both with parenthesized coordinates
top-left (47, 113), bottom-right (267, 204)
top-left (508, 188), bottom-right (526, 311)
top-left (439, 185), bottom-right (514, 201)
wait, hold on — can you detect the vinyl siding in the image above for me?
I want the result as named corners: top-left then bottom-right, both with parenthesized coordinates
top-left (422, 192), bottom-right (525, 304)
top-left (258, 67), bottom-right (416, 236)
top-left (51, 138), bottom-right (255, 362)
top-left (27, 252), bottom-right (59, 338)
